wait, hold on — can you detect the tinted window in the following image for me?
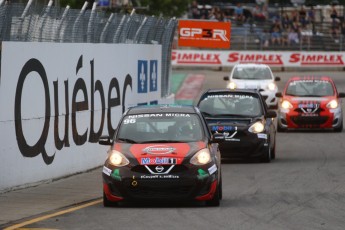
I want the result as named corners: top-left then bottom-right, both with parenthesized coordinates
top-left (232, 66), bottom-right (272, 80)
top-left (199, 93), bottom-right (262, 117)
top-left (286, 80), bottom-right (334, 97)
top-left (116, 113), bottom-right (203, 143)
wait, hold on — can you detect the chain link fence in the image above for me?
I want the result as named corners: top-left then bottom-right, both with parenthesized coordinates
top-left (0, 1), bottom-right (178, 97)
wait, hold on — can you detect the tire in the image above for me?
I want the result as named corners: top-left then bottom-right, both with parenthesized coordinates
top-left (334, 119), bottom-right (343, 132)
top-left (271, 136), bottom-right (276, 160)
top-left (103, 192), bottom-right (118, 207)
top-left (277, 124), bottom-right (285, 132)
top-left (206, 182), bottom-right (220, 207)
top-left (261, 146), bottom-right (271, 163)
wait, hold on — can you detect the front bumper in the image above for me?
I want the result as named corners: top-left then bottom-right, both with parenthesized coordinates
top-left (219, 132), bottom-right (269, 158)
top-left (103, 163), bottom-right (218, 202)
top-left (277, 107), bottom-right (342, 130)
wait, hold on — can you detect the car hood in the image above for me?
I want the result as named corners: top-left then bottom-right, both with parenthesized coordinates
top-left (284, 95), bottom-right (336, 108)
top-left (231, 79), bottom-right (273, 90)
top-left (204, 117), bottom-right (257, 133)
top-left (112, 142), bottom-right (207, 165)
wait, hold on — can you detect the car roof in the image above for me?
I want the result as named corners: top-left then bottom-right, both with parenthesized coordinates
top-left (233, 63), bottom-right (270, 68)
top-left (288, 76), bottom-right (334, 82)
top-left (202, 88), bottom-right (262, 95)
top-left (125, 104), bottom-right (199, 115)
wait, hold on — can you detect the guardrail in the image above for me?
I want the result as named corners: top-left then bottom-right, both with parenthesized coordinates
top-left (0, 1), bottom-right (177, 97)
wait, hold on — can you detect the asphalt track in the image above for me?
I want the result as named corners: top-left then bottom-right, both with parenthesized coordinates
top-left (2, 69), bottom-right (345, 230)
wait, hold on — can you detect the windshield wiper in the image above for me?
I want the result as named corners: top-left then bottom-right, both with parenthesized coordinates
top-left (213, 114), bottom-right (252, 117)
top-left (139, 140), bottom-right (185, 143)
top-left (201, 111), bottom-right (214, 116)
top-left (117, 138), bottom-right (137, 143)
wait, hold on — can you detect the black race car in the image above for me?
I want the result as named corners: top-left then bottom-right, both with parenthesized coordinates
top-left (197, 89), bottom-right (277, 162)
top-left (99, 104), bottom-right (224, 207)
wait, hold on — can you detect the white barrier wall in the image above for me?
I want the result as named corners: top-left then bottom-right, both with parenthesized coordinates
top-left (0, 42), bottom-right (162, 192)
top-left (172, 50), bottom-right (345, 67)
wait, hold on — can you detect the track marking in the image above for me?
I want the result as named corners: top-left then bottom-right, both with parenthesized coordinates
top-left (4, 199), bottom-right (102, 230)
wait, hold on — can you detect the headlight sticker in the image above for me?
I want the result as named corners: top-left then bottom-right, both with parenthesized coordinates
top-left (208, 164), bottom-right (217, 175)
top-left (257, 133), bottom-right (267, 139)
top-left (111, 169), bottom-right (122, 181)
top-left (103, 166), bottom-right (112, 176)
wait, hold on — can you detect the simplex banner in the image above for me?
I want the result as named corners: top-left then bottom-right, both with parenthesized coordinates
top-left (171, 50), bottom-right (345, 67)
top-left (0, 42), bottom-right (162, 191)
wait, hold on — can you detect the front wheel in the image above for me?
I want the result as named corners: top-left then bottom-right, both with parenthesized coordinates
top-left (334, 119), bottom-right (343, 132)
top-left (260, 146), bottom-right (271, 163)
top-left (206, 182), bottom-right (221, 207)
top-left (103, 192), bottom-right (119, 207)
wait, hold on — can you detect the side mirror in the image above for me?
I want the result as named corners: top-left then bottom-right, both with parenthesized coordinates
top-left (275, 92), bottom-right (283, 97)
top-left (275, 76), bottom-right (281, 81)
top-left (223, 76), bottom-right (229, 81)
top-left (266, 110), bottom-right (277, 118)
top-left (99, 135), bottom-right (112, 145)
top-left (338, 92), bottom-right (345, 98)
top-left (211, 132), bottom-right (225, 143)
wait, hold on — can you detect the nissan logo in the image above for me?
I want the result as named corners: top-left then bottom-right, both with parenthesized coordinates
top-left (155, 165), bottom-right (164, 173)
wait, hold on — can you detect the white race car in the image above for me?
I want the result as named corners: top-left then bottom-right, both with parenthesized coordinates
top-left (224, 63), bottom-right (280, 109)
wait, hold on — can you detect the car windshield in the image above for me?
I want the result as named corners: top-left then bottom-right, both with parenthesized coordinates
top-left (285, 80), bottom-right (334, 97)
top-left (232, 66), bottom-right (272, 80)
top-left (116, 113), bottom-right (203, 143)
top-left (198, 93), bottom-right (262, 117)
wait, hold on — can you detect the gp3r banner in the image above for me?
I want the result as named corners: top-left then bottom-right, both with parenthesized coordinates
top-left (178, 20), bottom-right (231, 49)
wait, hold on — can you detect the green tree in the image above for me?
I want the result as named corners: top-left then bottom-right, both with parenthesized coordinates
top-left (137, 0), bottom-right (191, 17)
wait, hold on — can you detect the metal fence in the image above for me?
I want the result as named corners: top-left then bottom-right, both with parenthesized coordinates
top-left (0, 1), bottom-right (178, 97)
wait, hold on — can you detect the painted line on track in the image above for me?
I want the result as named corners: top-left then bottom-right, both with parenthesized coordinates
top-left (4, 199), bottom-right (102, 230)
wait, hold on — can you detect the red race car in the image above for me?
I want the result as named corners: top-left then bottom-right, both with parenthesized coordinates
top-left (276, 76), bottom-right (345, 132)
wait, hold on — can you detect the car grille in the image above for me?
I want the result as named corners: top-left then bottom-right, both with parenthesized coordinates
top-left (125, 179), bottom-right (195, 199)
top-left (291, 116), bottom-right (329, 125)
top-left (131, 165), bottom-right (189, 174)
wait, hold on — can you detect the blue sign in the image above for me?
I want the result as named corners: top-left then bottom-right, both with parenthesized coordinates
top-left (138, 60), bottom-right (148, 93)
top-left (150, 60), bottom-right (158, 92)
top-left (98, 0), bottom-right (109, 6)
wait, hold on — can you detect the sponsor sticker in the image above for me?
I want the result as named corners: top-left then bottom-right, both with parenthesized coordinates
top-left (103, 166), bottom-right (112, 176)
top-left (208, 164), bottom-right (217, 175)
top-left (143, 145), bottom-right (176, 155)
top-left (141, 157), bottom-right (177, 165)
top-left (257, 133), bottom-right (267, 139)
top-left (140, 175), bottom-right (179, 179)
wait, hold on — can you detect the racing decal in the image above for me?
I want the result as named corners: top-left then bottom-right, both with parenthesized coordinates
top-left (208, 164), bottom-right (217, 175)
top-left (111, 169), bottom-right (121, 181)
top-left (223, 131), bottom-right (240, 142)
top-left (141, 157), bottom-right (177, 165)
top-left (103, 166), bottom-right (112, 176)
top-left (211, 125), bottom-right (237, 132)
top-left (144, 165), bottom-right (175, 175)
top-left (130, 143), bottom-right (191, 165)
top-left (206, 94), bottom-right (254, 99)
top-left (257, 133), bottom-right (267, 139)
top-left (140, 175), bottom-right (179, 179)
top-left (197, 169), bottom-right (209, 180)
top-left (298, 100), bottom-right (320, 116)
top-left (127, 113), bottom-right (191, 118)
top-left (143, 145), bottom-right (176, 155)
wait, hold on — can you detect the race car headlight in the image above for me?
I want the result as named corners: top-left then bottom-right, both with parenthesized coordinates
top-left (108, 150), bottom-right (129, 167)
top-left (190, 148), bottom-right (211, 165)
top-left (268, 83), bottom-right (277, 91)
top-left (281, 100), bottom-right (293, 109)
top-left (248, 121), bottom-right (264, 133)
top-left (326, 99), bottom-right (338, 109)
top-left (228, 82), bottom-right (236, 90)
